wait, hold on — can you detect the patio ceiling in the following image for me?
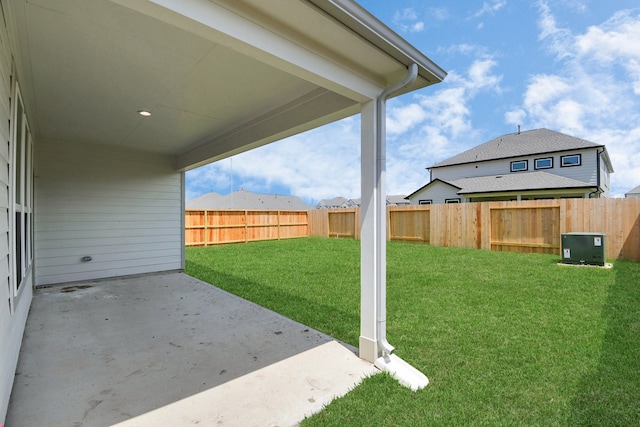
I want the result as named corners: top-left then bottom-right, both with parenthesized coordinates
top-left (9, 0), bottom-right (445, 170)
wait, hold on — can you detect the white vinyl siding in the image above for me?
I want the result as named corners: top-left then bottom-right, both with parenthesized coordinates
top-left (35, 140), bottom-right (183, 286)
top-left (0, 4), bottom-right (33, 422)
top-left (432, 148), bottom-right (599, 186)
top-left (409, 180), bottom-right (463, 205)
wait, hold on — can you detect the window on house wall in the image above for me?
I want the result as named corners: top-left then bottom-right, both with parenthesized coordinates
top-left (534, 157), bottom-right (553, 169)
top-left (561, 154), bottom-right (581, 167)
top-left (510, 160), bottom-right (528, 172)
top-left (11, 84), bottom-right (33, 293)
top-left (445, 198), bottom-right (460, 203)
top-left (418, 200), bottom-right (432, 205)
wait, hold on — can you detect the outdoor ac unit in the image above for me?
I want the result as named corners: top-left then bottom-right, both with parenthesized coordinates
top-left (561, 232), bottom-right (606, 266)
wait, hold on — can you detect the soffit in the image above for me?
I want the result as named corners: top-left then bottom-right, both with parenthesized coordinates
top-left (11, 0), bottom-right (444, 169)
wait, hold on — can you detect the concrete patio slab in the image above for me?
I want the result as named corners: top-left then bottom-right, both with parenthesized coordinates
top-left (113, 340), bottom-right (372, 427)
top-left (7, 272), bottom-right (376, 426)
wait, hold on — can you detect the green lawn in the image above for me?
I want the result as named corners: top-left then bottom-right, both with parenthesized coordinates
top-left (186, 237), bottom-right (640, 426)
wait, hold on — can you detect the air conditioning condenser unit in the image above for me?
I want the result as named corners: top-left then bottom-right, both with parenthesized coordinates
top-left (561, 232), bottom-right (605, 266)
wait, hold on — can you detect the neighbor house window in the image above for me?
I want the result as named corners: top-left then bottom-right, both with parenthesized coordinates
top-left (11, 83), bottom-right (33, 293)
top-left (561, 154), bottom-right (581, 167)
top-left (510, 160), bottom-right (528, 172)
top-left (534, 157), bottom-right (553, 169)
top-left (419, 200), bottom-right (432, 205)
top-left (445, 198), bottom-right (461, 203)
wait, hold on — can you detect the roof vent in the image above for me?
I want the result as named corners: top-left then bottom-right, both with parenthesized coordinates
top-left (517, 124), bottom-right (521, 135)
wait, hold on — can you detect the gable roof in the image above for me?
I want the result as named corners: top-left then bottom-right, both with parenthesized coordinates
top-left (430, 128), bottom-right (611, 170)
top-left (449, 171), bottom-right (594, 194)
top-left (626, 184), bottom-right (640, 196)
top-left (406, 178), bottom-right (461, 199)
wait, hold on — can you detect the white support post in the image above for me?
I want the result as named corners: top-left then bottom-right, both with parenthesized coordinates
top-left (359, 100), bottom-right (385, 363)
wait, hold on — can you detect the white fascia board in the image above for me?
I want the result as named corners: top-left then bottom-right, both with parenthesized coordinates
top-left (309, 0), bottom-right (447, 84)
top-left (111, 0), bottom-right (383, 102)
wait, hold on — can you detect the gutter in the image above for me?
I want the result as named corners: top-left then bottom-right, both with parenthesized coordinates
top-left (305, 0), bottom-right (447, 87)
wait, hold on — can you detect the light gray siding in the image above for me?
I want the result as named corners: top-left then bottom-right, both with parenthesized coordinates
top-left (409, 180), bottom-right (464, 205)
top-left (35, 140), bottom-right (183, 286)
top-left (432, 148), bottom-right (600, 186)
top-left (0, 5), bottom-right (33, 422)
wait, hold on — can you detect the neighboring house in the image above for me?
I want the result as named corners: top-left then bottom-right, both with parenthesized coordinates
top-left (317, 195), bottom-right (407, 208)
top-left (187, 190), bottom-right (313, 210)
top-left (0, 0), bottom-right (445, 419)
top-left (387, 195), bottom-right (410, 206)
top-left (407, 128), bottom-right (614, 204)
top-left (626, 185), bottom-right (640, 198)
top-left (317, 197), bottom-right (356, 209)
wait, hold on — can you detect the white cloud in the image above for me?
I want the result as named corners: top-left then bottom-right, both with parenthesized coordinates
top-left (506, 4), bottom-right (640, 197)
top-left (429, 7), bottom-right (449, 21)
top-left (536, 1), bottom-right (574, 59)
top-left (393, 8), bottom-right (425, 33)
top-left (470, 0), bottom-right (507, 19)
top-left (387, 103), bottom-right (428, 135)
top-left (188, 117), bottom-right (361, 203)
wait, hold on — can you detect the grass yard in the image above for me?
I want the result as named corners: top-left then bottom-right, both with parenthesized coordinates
top-left (186, 237), bottom-right (640, 426)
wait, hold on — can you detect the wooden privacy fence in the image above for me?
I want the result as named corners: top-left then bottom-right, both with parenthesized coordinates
top-left (313, 198), bottom-right (640, 261)
top-left (185, 210), bottom-right (309, 246)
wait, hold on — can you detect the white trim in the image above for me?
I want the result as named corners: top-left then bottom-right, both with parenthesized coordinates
top-left (10, 82), bottom-right (33, 299)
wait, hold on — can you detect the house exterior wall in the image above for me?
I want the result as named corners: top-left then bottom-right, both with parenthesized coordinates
top-left (0, 5), bottom-right (34, 422)
top-left (409, 180), bottom-right (465, 205)
top-left (35, 140), bottom-right (184, 286)
top-left (431, 148), bottom-right (600, 186)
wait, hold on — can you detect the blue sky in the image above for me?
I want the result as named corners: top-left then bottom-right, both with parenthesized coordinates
top-left (186, 0), bottom-right (640, 204)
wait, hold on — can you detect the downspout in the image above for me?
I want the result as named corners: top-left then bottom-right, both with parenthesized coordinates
top-left (589, 148), bottom-right (604, 198)
top-left (375, 63), bottom-right (418, 360)
top-left (369, 63), bottom-right (429, 391)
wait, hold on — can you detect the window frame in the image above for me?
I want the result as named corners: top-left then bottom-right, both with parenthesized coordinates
top-left (10, 83), bottom-right (34, 296)
top-left (510, 160), bottom-right (528, 172)
top-left (560, 154), bottom-right (581, 167)
top-left (445, 198), bottom-right (461, 204)
top-left (534, 157), bottom-right (553, 170)
top-left (418, 199), bottom-right (432, 205)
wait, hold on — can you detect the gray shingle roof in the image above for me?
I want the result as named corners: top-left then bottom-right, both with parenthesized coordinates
top-left (185, 192), bottom-right (224, 209)
top-left (626, 184), bottom-right (640, 196)
top-left (431, 128), bottom-right (604, 168)
top-left (448, 171), bottom-right (593, 194)
top-left (187, 190), bottom-right (313, 210)
top-left (386, 195), bottom-right (410, 205)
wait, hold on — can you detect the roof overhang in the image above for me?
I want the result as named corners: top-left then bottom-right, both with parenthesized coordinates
top-left (7, 0), bottom-right (445, 171)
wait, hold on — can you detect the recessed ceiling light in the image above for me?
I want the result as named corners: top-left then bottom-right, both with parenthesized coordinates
top-left (138, 110), bottom-right (151, 117)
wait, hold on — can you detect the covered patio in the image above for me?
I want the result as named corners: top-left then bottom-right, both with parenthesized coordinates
top-left (0, 0), bottom-right (445, 423)
top-left (7, 272), bottom-right (375, 426)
